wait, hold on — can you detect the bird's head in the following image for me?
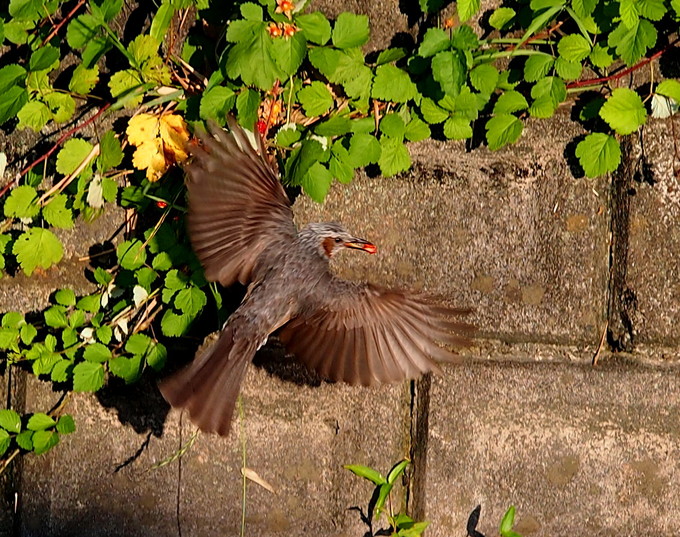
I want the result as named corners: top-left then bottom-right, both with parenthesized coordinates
top-left (301, 222), bottom-right (377, 259)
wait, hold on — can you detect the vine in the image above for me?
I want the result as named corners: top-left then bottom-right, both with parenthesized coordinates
top-left (0, 0), bottom-right (678, 465)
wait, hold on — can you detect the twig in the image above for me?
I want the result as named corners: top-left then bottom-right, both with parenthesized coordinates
top-left (41, 0), bottom-right (87, 46)
top-left (592, 322), bottom-right (608, 366)
top-left (38, 143), bottom-right (100, 204)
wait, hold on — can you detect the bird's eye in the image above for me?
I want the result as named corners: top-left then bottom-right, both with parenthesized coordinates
top-left (334, 237), bottom-right (342, 243)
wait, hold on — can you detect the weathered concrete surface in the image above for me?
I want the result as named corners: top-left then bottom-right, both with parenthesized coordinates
top-left (19, 356), bottom-right (410, 536)
top-left (427, 358), bottom-right (680, 537)
top-left (296, 114), bottom-right (610, 345)
top-left (626, 122), bottom-right (680, 347)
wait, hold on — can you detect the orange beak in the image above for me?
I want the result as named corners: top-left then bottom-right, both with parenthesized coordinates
top-left (345, 238), bottom-right (377, 254)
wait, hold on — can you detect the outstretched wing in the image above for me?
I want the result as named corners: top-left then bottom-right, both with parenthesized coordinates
top-left (186, 117), bottom-right (296, 287)
top-left (277, 275), bottom-right (474, 386)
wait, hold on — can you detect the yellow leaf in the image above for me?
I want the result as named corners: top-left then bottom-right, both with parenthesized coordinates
top-left (159, 114), bottom-right (190, 163)
top-left (132, 139), bottom-right (166, 182)
top-left (127, 113), bottom-right (160, 146)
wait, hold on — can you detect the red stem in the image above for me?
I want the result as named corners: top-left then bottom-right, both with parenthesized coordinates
top-left (566, 38), bottom-right (680, 89)
top-left (41, 0), bottom-right (87, 47)
top-left (0, 103), bottom-right (112, 199)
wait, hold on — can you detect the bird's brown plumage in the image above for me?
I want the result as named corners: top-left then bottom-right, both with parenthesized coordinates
top-left (159, 117), bottom-right (474, 436)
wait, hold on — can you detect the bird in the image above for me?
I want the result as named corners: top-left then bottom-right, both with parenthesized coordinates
top-left (158, 117), bottom-right (474, 436)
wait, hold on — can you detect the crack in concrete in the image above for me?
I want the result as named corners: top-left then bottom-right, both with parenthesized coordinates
top-left (407, 374), bottom-right (431, 524)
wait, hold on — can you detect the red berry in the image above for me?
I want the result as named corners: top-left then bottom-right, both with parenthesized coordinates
top-left (156, 200), bottom-right (168, 209)
top-left (256, 120), bottom-right (267, 135)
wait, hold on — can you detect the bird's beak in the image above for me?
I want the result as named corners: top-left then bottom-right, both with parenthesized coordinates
top-left (345, 238), bottom-right (377, 254)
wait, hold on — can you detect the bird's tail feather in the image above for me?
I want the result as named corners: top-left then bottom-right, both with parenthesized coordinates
top-left (159, 325), bottom-right (256, 436)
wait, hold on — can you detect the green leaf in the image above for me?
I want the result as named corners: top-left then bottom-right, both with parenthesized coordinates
top-left (420, 97), bottom-right (449, 124)
top-left (452, 25), bottom-right (479, 50)
top-left (298, 81), bottom-right (334, 116)
top-left (0, 64), bottom-right (27, 94)
top-left (13, 228), bottom-right (63, 276)
top-left (99, 130), bottom-right (123, 172)
top-left (16, 430), bottom-right (33, 451)
top-left (117, 239), bottom-right (147, 270)
top-left (458, 0), bottom-right (481, 21)
top-left (638, 0), bottom-right (666, 19)
top-left (657, 80), bottom-right (680, 102)
top-left (66, 14), bottom-right (101, 49)
top-left (575, 133), bottom-right (621, 177)
top-left (236, 88), bottom-right (260, 130)
top-left (96, 325), bottom-right (113, 344)
top-left (200, 86), bottom-right (236, 122)
top-left (443, 115), bottom-right (473, 139)
top-left (372, 64), bottom-right (417, 103)
top-left (77, 294), bottom-right (101, 313)
top-left (83, 342), bottom-right (112, 363)
top-left (431, 50), bottom-right (465, 97)
top-left (150, 2), bottom-right (176, 41)
top-left (332, 12), bottom-right (370, 49)
top-left (27, 412), bottom-right (56, 431)
top-left (56, 415), bottom-right (76, 434)
top-left (489, 7), bottom-right (516, 29)
top-left (524, 54), bottom-right (554, 82)
top-left (555, 57), bottom-right (582, 80)
top-left (271, 32), bottom-right (306, 77)
top-left (2, 312), bottom-right (23, 328)
top-left (301, 162), bottom-right (333, 203)
top-left (43, 194), bottom-right (74, 229)
top-left (599, 88), bottom-right (646, 135)
top-left (589, 44), bottom-right (614, 68)
top-left (109, 354), bottom-right (143, 383)
top-left (329, 141), bottom-right (354, 184)
top-left (572, 0), bottom-right (597, 17)
top-left (0, 409), bottom-right (21, 433)
top-left (529, 76), bottom-right (566, 118)
top-left (225, 23), bottom-right (283, 90)
top-left (418, 28), bottom-right (450, 57)
top-left (344, 464), bottom-right (386, 485)
top-left (56, 138), bottom-right (94, 175)
top-left (607, 19), bottom-right (657, 66)
top-left (91, 0), bottom-right (123, 22)
top-left (470, 63), bottom-right (498, 95)
top-left (500, 505), bottom-right (516, 534)
top-left (54, 288), bottom-right (76, 307)
top-left (29, 45), bottom-right (59, 72)
top-left (16, 100), bottom-right (50, 132)
top-left (0, 429), bottom-right (9, 457)
top-left (20, 323), bottom-right (37, 345)
top-left (4, 185), bottom-right (39, 218)
top-left (51, 359), bottom-right (74, 382)
top-left (165, 269), bottom-right (189, 290)
top-left (387, 459), bottom-right (410, 484)
top-left (175, 287), bottom-right (207, 316)
top-left (0, 328), bottom-right (19, 351)
top-left (376, 48), bottom-right (407, 65)
top-left (275, 124), bottom-right (302, 147)
top-left (374, 482), bottom-right (393, 517)
top-left (619, 0), bottom-right (639, 28)
top-left (315, 116), bottom-right (352, 136)
top-left (161, 309), bottom-right (193, 337)
top-left (486, 114), bottom-right (523, 150)
top-left (32, 429), bottom-right (59, 455)
top-left (297, 12), bottom-right (332, 45)
top-left (558, 34), bottom-right (591, 62)
top-left (494, 91), bottom-right (528, 114)
top-left (108, 69), bottom-right (144, 106)
top-left (81, 36), bottom-right (111, 68)
top-left (45, 92), bottom-right (76, 123)
top-left (348, 133), bottom-right (381, 167)
top-left (380, 113), bottom-right (407, 139)
top-left (404, 118), bottom-right (431, 142)
top-left (73, 361), bottom-right (105, 392)
top-left (379, 137), bottom-right (411, 177)
top-left (0, 86), bottom-right (29, 125)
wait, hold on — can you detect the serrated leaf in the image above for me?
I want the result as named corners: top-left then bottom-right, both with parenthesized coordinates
top-left (589, 44), bottom-right (614, 68)
top-left (4, 185), bottom-right (39, 218)
top-left (17, 100), bottom-right (51, 132)
top-left (380, 113), bottom-right (407, 139)
top-left (56, 415), bottom-right (76, 434)
top-left (298, 82), bottom-right (334, 117)
top-left (558, 34), bottom-right (591, 62)
top-left (432, 50), bottom-right (465, 97)
top-left (494, 91), bottom-right (528, 114)
top-left (108, 354), bottom-right (143, 383)
top-left (372, 64), bottom-right (417, 103)
top-left (329, 141), bottom-right (354, 184)
top-left (489, 7), bottom-right (516, 29)
top-left (607, 19), bottom-right (657, 66)
top-left (404, 117), bottom-right (431, 142)
top-left (271, 32), bottom-right (306, 77)
top-left (67, 14), bottom-right (101, 49)
top-left (470, 63), bottom-right (498, 94)
top-left (0, 86), bottom-right (29, 125)
top-left (73, 361), bottom-right (105, 392)
top-left (332, 12), bottom-right (369, 49)
top-left (27, 412), bottom-right (56, 431)
top-left (376, 48), bottom-right (407, 65)
top-left (225, 23), bottom-right (283, 90)
top-left (51, 359), bottom-right (73, 382)
top-left (638, 0), bottom-right (666, 19)
top-left (236, 88), bottom-right (260, 130)
top-left (444, 115), bottom-right (473, 139)
top-left (16, 429), bottom-right (33, 450)
top-left (575, 132), bottom-right (621, 177)
top-left (0, 409), bottom-right (21, 433)
top-left (161, 309), bottom-right (193, 337)
top-left (43, 194), bottom-right (74, 229)
top-left (98, 130), bottom-right (123, 172)
top-left (573, 0), bottom-right (597, 16)
top-left (45, 92), bottom-right (76, 123)
top-left (96, 325), bottom-right (113, 344)
top-left (276, 124), bottom-right (302, 147)
top-left (20, 323), bottom-right (37, 345)
top-left (656, 80), bottom-right (680, 102)
top-left (524, 54), bottom-right (554, 82)
top-left (32, 429), bottom-right (59, 455)
top-left (175, 287), bottom-right (207, 316)
top-left (619, 0), bottom-right (639, 28)
top-left (348, 133), bottom-right (381, 167)
top-left (77, 294), bottom-right (100, 313)
top-left (420, 97), bottom-right (449, 124)
top-left (117, 239), bottom-right (147, 270)
top-left (13, 228), bottom-right (63, 276)
top-left (200, 86), bottom-right (236, 122)
top-left (83, 342), bottom-right (111, 363)
top-left (458, 0), bottom-right (481, 21)
top-left (379, 137), bottom-right (410, 177)
top-left (54, 288), bottom-right (76, 306)
top-left (599, 88), bottom-right (646, 135)
top-left (301, 162), bottom-right (333, 203)
top-left (486, 114), bottom-right (523, 150)
top-left (555, 57), bottom-right (582, 80)
top-left (0, 429), bottom-right (9, 457)
top-left (418, 28), bottom-right (450, 57)
top-left (29, 45), bottom-right (59, 72)
top-left (56, 138), bottom-right (94, 176)
top-left (297, 12), bottom-right (331, 45)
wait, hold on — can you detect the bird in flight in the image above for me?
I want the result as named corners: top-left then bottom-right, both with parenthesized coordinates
top-left (159, 117), bottom-right (474, 436)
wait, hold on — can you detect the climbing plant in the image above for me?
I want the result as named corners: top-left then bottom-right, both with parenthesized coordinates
top-left (0, 0), bottom-right (678, 464)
